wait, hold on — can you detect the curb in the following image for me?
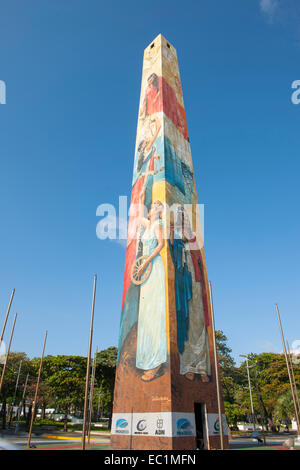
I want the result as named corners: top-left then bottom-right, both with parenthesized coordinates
top-left (43, 434), bottom-right (110, 442)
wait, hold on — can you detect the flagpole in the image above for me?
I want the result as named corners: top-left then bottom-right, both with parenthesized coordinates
top-left (88, 347), bottom-right (98, 443)
top-left (8, 359), bottom-right (22, 428)
top-left (275, 304), bottom-right (300, 434)
top-left (0, 288), bottom-right (15, 343)
top-left (82, 274), bottom-right (97, 450)
top-left (0, 313), bottom-right (17, 395)
top-left (27, 330), bottom-right (47, 448)
top-left (16, 373), bottom-right (29, 433)
top-left (209, 281), bottom-right (224, 450)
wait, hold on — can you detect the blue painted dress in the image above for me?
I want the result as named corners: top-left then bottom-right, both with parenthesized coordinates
top-left (136, 220), bottom-right (167, 370)
top-left (168, 235), bottom-right (192, 355)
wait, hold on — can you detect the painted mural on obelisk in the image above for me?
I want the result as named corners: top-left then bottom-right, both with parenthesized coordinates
top-left (111, 34), bottom-right (229, 450)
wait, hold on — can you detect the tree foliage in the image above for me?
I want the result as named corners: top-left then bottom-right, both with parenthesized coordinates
top-left (1, 340), bottom-right (299, 430)
top-left (95, 347), bottom-right (117, 418)
top-left (215, 333), bottom-right (300, 427)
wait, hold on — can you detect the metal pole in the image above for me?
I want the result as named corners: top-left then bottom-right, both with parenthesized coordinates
top-left (97, 392), bottom-right (102, 420)
top-left (22, 373), bottom-right (29, 401)
top-left (245, 358), bottom-right (256, 431)
top-left (0, 288), bottom-right (15, 344)
top-left (15, 372), bottom-right (29, 433)
top-left (82, 274), bottom-right (97, 450)
top-left (0, 313), bottom-right (17, 394)
top-left (252, 366), bottom-right (266, 444)
top-left (208, 281), bottom-right (224, 450)
top-left (287, 341), bottom-right (300, 414)
top-left (8, 360), bottom-right (22, 428)
top-left (275, 304), bottom-right (300, 434)
top-left (21, 373), bottom-right (30, 420)
top-left (88, 347), bottom-right (97, 443)
top-left (27, 331), bottom-right (47, 448)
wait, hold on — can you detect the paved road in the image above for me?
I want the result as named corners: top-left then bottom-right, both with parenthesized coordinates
top-left (229, 434), bottom-right (298, 449)
top-left (1, 431), bottom-right (298, 450)
top-left (0, 430), bottom-right (110, 450)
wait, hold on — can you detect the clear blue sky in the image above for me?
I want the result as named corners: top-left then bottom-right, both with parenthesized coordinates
top-left (0, 0), bottom-right (299, 364)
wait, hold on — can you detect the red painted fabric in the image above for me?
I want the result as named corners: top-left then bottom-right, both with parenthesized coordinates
top-left (143, 79), bottom-right (163, 115)
top-left (188, 235), bottom-right (210, 328)
top-left (162, 77), bottom-right (189, 141)
top-left (142, 76), bottom-right (188, 140)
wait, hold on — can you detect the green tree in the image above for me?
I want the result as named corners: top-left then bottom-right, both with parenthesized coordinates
top-left (0, 352), bottom-right (34, 429)
top-left (41, 355), bottom-right (87, 431)
top-left (95, 347), bottom-right (117, 425)
top-left (215, 330), bottom-right (244, 424)
top-left (236, 352), bottom-right (300, 430)
top-left (274, 390), bottom-right (300, 424)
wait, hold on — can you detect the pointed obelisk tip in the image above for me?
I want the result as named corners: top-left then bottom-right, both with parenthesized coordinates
top-left (145, 33), bottom-right (176, 52)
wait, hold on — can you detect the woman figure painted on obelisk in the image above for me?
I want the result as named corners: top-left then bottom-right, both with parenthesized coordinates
top-left (139, 73), bottom-right (162, 118)
top-left (131, 116), bottom-right (162, 210)
top-left (134, 188), bottom-right (167, 382)
top-left (169, 207), bottom-right (211, 382)
top-left (139, 72), bottom-right (186, 139)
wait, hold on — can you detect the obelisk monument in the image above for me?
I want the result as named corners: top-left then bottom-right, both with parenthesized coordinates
top-left (111, 34), bottom-right (229, 450)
